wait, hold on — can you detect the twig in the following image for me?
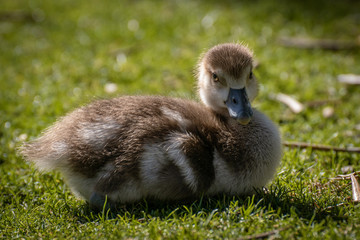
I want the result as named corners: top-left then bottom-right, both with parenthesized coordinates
top-left (0, 11), bottom-right (36, 22)
top-left (278, 37), bottom-right (360, 51)
top-left (237, 226), bottom-right (290, 240)
top-left (304, 98), bottom-right (340, 108)
top-left (332, 171), bottom-right (360, 180)
top-left (283, 141), bottom-right (360, 153)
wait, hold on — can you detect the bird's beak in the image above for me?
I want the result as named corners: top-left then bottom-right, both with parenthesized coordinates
top-left (225, 88), bottom-right (253, 125)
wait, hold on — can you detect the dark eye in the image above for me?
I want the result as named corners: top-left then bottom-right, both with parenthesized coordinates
top-left (212, 73), bottom-right (219, 82)
top-left (249, 71), bottom-right (253, 79)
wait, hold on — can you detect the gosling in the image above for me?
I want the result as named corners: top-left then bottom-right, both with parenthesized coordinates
top-left (20, 43), bottom-right (282, 209)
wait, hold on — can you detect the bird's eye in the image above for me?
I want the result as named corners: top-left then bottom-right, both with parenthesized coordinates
top-left (212, 73), bottom-right (219, 82)
top-left (249, 71), bottom-right (253, 79)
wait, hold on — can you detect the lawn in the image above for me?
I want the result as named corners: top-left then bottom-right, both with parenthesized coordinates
top-left (1, 0), bottom-right (360, 238)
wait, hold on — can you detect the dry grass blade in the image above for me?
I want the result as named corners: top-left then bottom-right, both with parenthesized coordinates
top-left (324, 202), bottom-right (347, 210)
top-left (283, 141), bottom-right (360, 153)
top-left (275, 93), bottom-right (304, 113)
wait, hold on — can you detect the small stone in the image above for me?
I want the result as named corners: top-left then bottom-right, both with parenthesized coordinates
top-left (344, 130), bottom-right (354, 137)
top-left (4, 122), bottom-right (11, 129)
top-left (341, 165), bottom-right (354, 174)
top-left (104, 83), bottom-right (118, 94)
top-left (116, 53), bottom-right (127, 65)
top-left (18, 133), bottom-right (28, 141)
top-left (322, 106), bottom-right (334, 118)
top-left (128, 19), bottom-right (139, 32)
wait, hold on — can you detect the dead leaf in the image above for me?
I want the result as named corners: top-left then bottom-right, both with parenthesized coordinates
top-left (275, 93), bottom-right (304, 113)
top-left (338, 74), bottom-right (360, 85)
top-left (350, 174), bottom-right (360, 202)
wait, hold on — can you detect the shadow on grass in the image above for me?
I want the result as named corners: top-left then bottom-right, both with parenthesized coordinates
top-left (71, 183), bottom-right (347, 225)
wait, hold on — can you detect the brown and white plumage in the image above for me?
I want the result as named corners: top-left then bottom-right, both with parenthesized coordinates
top-left (20, 43), bottom-right (282, 209)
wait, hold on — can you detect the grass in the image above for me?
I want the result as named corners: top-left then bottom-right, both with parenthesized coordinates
top-left (1, 0), bottom-right (360, 238)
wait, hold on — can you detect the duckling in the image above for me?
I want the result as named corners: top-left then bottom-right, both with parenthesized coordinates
top-left (20, 43), bottom-right (282, 209)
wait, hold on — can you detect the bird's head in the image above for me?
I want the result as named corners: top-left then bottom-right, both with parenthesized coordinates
top-left (197, 43), bottom-right (258, 125)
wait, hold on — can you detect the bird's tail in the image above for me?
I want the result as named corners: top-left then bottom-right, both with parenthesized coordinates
top-left (19, 123), bottom-right (70, 172)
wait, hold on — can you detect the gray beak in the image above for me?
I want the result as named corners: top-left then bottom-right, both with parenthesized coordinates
top-left (225, 88), bottom-right (253, 125)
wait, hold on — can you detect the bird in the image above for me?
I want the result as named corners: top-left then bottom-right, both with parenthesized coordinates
top-left (20, 43), bottom-right (282, 209)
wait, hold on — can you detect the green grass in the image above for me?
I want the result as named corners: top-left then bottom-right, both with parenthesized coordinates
top-left (1, 0), bottom-right (360, 238)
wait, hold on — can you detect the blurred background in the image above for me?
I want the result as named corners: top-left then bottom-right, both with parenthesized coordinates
top-left (1, 0), bottom-right (360, 154)
top-left (1, 1), bottom-right (360, 237)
